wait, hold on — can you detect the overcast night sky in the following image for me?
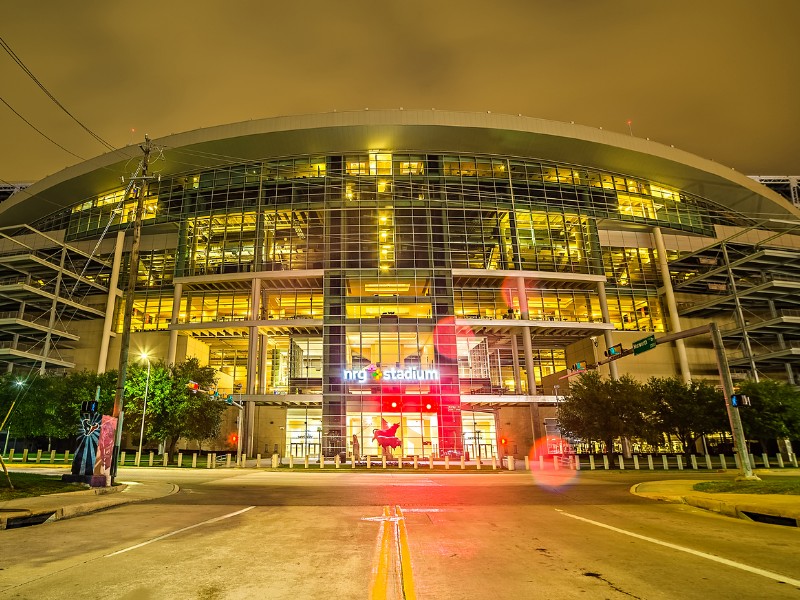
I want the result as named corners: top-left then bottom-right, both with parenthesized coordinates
top-left (1, 1), bottom-right (798, 184)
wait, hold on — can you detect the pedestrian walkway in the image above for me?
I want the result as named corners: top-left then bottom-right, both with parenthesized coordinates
top-left (632, 470), bottom-right (800, 527)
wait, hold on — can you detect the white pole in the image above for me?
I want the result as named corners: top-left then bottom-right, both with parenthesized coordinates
top-left (137, 358), bottom-right (151, 462)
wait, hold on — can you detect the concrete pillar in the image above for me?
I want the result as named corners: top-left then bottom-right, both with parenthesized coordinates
top-left (510, 334), bottom-right (522, 393)
top-left (522, 328), bottom-right (537, 394)
top-left (259, 334), bottom-right (268, 393)
top-left (245, 325), bottom-right (258, 456)
top-left (652, 227), bottom-right (690, 382)
top-left (98, 230), bottom-right (126, 373)
top-left (596, 282), bottom-right (618, 380)
top-left (167, 282), bottom-right (183, 367)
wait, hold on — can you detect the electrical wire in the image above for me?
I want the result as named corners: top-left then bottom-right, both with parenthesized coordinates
top-left (0, 36), bottom-right (116, 152)
top-left (0, 95), bottom-right (85, 160)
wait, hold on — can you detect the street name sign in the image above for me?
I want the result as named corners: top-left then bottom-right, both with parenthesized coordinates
top-left (632, 334), bottom-right (657, 355)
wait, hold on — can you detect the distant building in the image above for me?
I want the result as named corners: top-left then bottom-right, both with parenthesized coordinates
top-left (1, 110), bottom-right (798, 458)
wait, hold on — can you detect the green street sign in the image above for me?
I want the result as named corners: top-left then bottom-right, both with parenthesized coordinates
top-left (632, 334), bottom-right (657, 355)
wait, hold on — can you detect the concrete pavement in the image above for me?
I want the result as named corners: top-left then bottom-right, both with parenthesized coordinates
top-left (632, 470), bottom-right (800, 526)
top-left (2, 465), bottom-right (798, 529)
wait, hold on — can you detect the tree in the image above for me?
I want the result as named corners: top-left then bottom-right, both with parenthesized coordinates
top-left (646, 377), bottom-right (728, 454)
top-left (126, 357), bottom-right (222, 455)
top-left (557, 372), bottom-right (656, 463)
top-left (736, 379), bottom-right (800, 453)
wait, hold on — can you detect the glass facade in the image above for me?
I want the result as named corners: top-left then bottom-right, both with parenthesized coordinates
top-left (36, 148), bottom-right (733, 458)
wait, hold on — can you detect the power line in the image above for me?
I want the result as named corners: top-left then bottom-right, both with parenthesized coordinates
top-left (0, 95), bottom-right (85, 160)
top-left (0, 36), bottom-right (116, 152)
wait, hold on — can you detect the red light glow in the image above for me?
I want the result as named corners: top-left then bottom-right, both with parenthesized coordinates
top-left (527, 436), bottom-right (578, 488)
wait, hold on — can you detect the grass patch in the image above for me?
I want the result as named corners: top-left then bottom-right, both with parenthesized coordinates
top-left (693, 478), bottom-right (800, 495)
top-left (0, 472), bottom-right (88, 502)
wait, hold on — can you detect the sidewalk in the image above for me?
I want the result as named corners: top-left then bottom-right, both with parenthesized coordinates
top-left (632, 470), bottom-right (800, 526)
top-left (0, 473), bottom-right (178, 530)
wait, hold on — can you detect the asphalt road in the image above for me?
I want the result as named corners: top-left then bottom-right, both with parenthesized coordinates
top-left (1, 468), bottom-right (799, 599)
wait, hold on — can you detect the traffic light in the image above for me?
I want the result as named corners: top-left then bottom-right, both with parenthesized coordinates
top-left (228, 432), bottom-right (239, 446)
top-left (80, 400), bottom-right (99, 413)
top-left (731, 394), bottom-right (751, 407)
top-left (500, 437), bottom-right (507, 446)
top-left (225, 394), bottom-right (234, 405)
top-left (571, 361), bottom-right (587, 371)
top-left (604, 343), bottom-right (623, 358)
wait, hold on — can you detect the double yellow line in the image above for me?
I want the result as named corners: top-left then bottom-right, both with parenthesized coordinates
top-left (369, 505), bottom-right (417, 600)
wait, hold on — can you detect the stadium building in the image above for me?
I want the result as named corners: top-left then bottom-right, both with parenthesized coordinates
top-left (1, 110), bottom-right (799, 459)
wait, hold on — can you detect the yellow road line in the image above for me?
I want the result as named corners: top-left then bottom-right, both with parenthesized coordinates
top-left (395, 505), bottom-right (417, 600)
top-left (369, 506), bottom-right (392, 599)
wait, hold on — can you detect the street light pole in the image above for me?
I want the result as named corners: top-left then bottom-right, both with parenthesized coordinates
top-left (136, 355), bottom-right (151, 463)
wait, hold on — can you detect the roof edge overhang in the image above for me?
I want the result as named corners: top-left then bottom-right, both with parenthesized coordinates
top-left (2, 109), bottom-right (797, 227)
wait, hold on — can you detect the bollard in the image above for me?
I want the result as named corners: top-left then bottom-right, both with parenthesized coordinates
top-left (289, 454), bottom-right (295, 469)
top-left (367, 456), bottom-right (371, 469)
top-left (120, 451), bottom-right (126, 466)
top-left (762, 453), bottom-right (770, 469)
top-left (149, 451), bottom-right (154, 467)
top-left (22, 449), bottom-right (28, 463)
top-left (476, 457), bottom-right (482, 470)
top-left (50, 449), bottom-right (56, 464)
top-left (413, 456), bottom-right (418, 470)
top-left (305, 455), bottom-right (310, 469)
top-left (64, 450), bottom-right (70, 463)
top-left (461, 455), bottom-right (465, 470)
top-left (398, 455), bottom-right (403, 469)
top-left (335, 454), bottom-right (340, 469)
top-left (539, 456), bottom-right (545, 470)
top-left (192, 453), bottom-right (198, 468)
top-left (135, 451), bottom-right (141, 466)
top-left (492, 456), bottom-right (497, 470)
top-left (662, 455), bottom-right (669, 470)
top-left (206, 453), bottom-right (212, 469)
top-left (429, 456), bottom-right (434, 470)
top-left (382, 456), bottom-right (387, 469)
top-left (212, 453), bottom-right (218, 469)
top-left (35, 449), bottom-right (42, 463)
top-left (177, 452), bottom-right (183, 468)
top-left (256, 453), bottom-right (262, 468)
top-left (776, 454), bottom-right (784, 468)
top-left (241, 453), bottom-right (247, 468)
top-left (602, 455), bottom-right (609, 470)
top-left (552, 456), bottom-right (559, 470)
top-left (163, 453), bottom-right (169, 467)
top-left (445, 456), bottom-right (450, 470)
top-left (320, 455), bottom-right (325, 469)
top-left (705, 454), bottom-right (713, 470)
top-left (525, 456), bottom-right (530, 471)
top-left (734, 453), bottom-right (741, 469)
top-left (8, 449), bottom-right (13, 462)
top-left (351, 455), bottom-right (355, 469)
top-left (507, 456), bottom-right (516, 471)
top-left (647, 455), bottom-right (654, 470)
top-left (749, 453), bottom-right (756, 469)
top-left (633, 455), bottom-right (639, 470)
top-left (719, 454), bottom-right (727, 471)
top-left (271, 454), bottom-right (279, 468)
top-left (676, 455), bottom-right (683, 470)
top-left (617, 455), bottom-right (625, 470)
top-left (589, 455), bottom-right (596, 470)
top-left (790, 453), bottom-right (798, 468)
top-left (690, 455), bottom-right (698, 470)
top-left (226, 454), bottom-right (232, 468)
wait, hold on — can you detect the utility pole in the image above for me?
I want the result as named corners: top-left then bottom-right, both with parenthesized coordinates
top-left (111, 135), bottom-right (153, 482)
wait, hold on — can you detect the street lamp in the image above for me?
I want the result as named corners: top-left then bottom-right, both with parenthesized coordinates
top-left (137, 353), bottom-right (151, 464)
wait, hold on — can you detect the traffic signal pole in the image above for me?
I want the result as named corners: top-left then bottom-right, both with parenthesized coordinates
top-left (579, 322), bottom-right (757, 480)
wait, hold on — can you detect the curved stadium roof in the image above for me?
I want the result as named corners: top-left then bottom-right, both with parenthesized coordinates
top-left (1, 109), bottom-right (797, 228)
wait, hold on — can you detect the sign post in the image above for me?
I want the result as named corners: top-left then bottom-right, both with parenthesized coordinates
top-left (632, 334), bottom-right (657, 355)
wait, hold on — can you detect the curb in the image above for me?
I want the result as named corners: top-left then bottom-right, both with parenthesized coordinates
top-left (0, 483), bottom-right (179, 530)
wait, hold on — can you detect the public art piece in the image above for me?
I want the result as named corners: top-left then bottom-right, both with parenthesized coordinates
top-left (93, 415), bottom-right (118, 486)
top-left (373, 420), bottom-right (401, 458)
top-left (71, 410), bottom-right (101, 477)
